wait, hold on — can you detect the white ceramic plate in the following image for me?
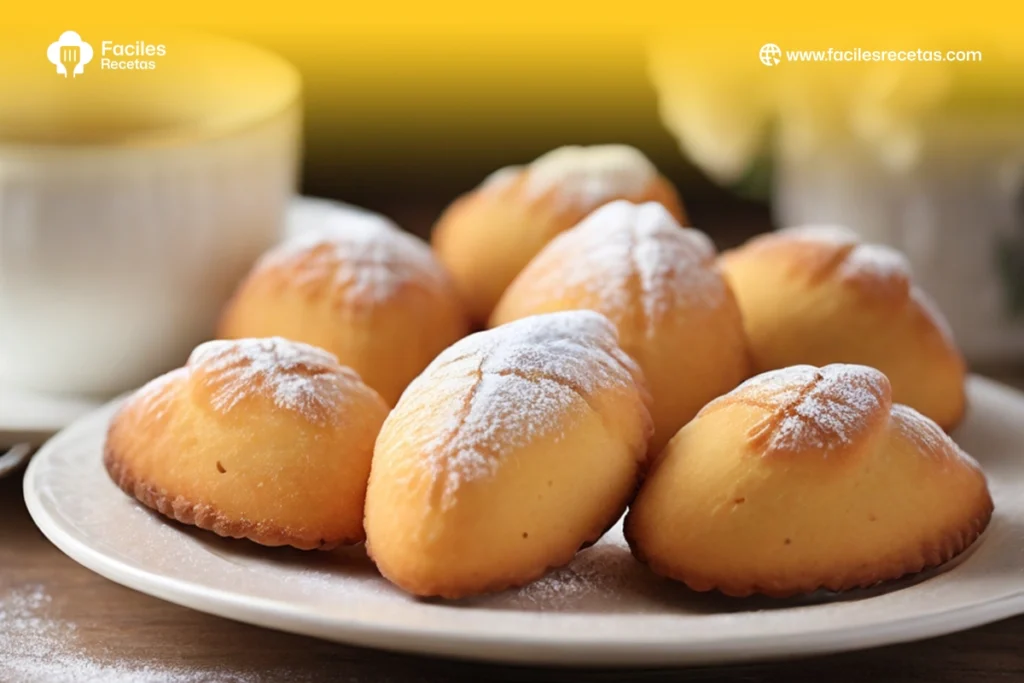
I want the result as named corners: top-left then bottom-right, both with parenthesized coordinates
top-left (23, 376), bottom-right (1024, 667)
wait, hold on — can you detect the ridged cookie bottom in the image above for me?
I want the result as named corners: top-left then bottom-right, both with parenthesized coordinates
top-left (103, 443), bottom-right (361, 551)
top-left (624, 496), bottom-right (993, 599)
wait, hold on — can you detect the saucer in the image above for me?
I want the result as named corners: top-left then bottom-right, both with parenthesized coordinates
top-left (0, 385), bottom-right (101, 450)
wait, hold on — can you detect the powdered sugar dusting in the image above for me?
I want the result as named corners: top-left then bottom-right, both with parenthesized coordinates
top-left (188, 338), bottom-right (355, 423)
top-left (706, 364), bottom-right (891, 456)
top-left (890, 404), bottom-right (977, 470)
top-left (780, 225), bottom-right (912, 283)
top-left (502, 201), bottom-right (723, 336)
top-left (479, 537), bottom-right (655, 612)
top-left (432, 369), bottom-right (586, 502)
top-left (133, 368), bottom-right (186, 422)
top-left (0, 584), bottom-right (296, 682)
top-left (890, 404), bottom-right (949, 457)
top-left (841, 242), bottom-right (912, 281)
top-left (385, 311), bottom-right (645, 507)
top-left (257, 209), bottom-right (448, 302)
top-left (524, 145), bottom-right (658, 210)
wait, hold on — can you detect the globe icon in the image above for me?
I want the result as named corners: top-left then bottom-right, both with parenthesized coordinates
top-left (759, 43), bottom-right (782, 67)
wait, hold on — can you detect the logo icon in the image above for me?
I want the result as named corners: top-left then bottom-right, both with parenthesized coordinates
top-left (759, 43), bottom-right (782, 67)
top-left (47, 31), bottom-right (94, 78)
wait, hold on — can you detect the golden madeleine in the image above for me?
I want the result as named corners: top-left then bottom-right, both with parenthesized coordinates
top-left (105, 337), bottom-right (390, 550)
top-left (364, 311), bottom-right (653, 598)
top-left (219, 209), bottom-right (469, 406)
top-left (433, 145), bottom-right (686, 324)
top-left (492, 200), bottom-right (749, 453)
top-left (625, 363), bottom-right (993, 598)
top-left (720, 225), bottom-right (966, 430)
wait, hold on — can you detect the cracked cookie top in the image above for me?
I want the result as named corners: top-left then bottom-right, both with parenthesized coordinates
top-left (492, 200), bottom-right (725, 338)
top-left (698, 364), bottom-right (892, 458)
top-left (248, 211), bottom-right (453, 306)
top-left (376, 311), bottom-right (652, 507)
top-left (481, 145), bottom-right (659, 213)
top-left (188, 337), bottom-right (366, 425)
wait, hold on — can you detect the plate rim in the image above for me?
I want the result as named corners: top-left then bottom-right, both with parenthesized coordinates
top-left (22, 375), bottom-right (1024, 667)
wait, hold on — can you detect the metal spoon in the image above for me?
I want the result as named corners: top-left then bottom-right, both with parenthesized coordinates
top-left (0, 443), bottom-right (33, 478)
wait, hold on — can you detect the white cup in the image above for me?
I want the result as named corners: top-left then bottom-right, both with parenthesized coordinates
top-left (0, 33), bottom-right (301, 396)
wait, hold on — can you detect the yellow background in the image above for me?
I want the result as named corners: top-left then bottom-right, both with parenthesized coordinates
top-left (4, 1), bottom-right (1022, 220)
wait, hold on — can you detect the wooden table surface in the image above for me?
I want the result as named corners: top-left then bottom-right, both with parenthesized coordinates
top-left (1, 368), bottom-right (1022, 683)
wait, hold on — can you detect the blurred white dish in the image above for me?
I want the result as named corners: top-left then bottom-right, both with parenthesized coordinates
top-left (0, 385), bottom-right (100, 450)
top-left (0, 34), bottom-right (301, 397)
top-left (24, 376), bottom-right (1024, 666)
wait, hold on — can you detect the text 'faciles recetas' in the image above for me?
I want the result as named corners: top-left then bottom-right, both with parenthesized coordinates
top-left (99, 41), bottom-right (166, 71)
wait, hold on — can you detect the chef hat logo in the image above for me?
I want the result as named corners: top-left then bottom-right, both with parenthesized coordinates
top-left (47, 31), bottom-right (94, 77)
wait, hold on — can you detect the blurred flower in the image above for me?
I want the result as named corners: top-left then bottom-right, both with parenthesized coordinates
top-left (647, 39), bottom-right (1024, 183)
top-left (648, 41), bottom-right (776, 185)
